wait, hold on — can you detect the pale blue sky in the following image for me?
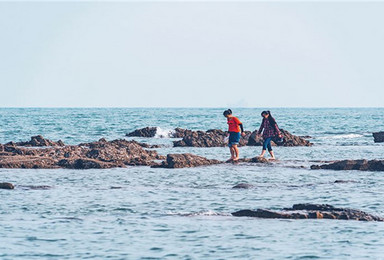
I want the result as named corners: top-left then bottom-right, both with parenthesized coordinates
top-left (0, 1), bottom-right (383, 107)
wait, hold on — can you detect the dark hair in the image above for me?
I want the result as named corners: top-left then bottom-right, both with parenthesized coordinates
top-left (261, 110), bottom-right (277, 127)
top-left (223, 109), bottom-right (232, 117)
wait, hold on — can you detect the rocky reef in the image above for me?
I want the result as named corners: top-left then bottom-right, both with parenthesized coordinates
top-left (152, 153), bottom-right (222, 168)
top-left (127, 127), bottom-right (312, 147)
top-left (0, 136), bottom-right (164, 169)
top-left (232, 203), bottom-right (384, 221)
top-left (311, 160), bottom-right (384, 171)
top-left (373, 132), bottom-right (384, 143)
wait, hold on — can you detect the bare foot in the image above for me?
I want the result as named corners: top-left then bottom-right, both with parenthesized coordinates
top-left (233, 157), bottom-right (239, 162)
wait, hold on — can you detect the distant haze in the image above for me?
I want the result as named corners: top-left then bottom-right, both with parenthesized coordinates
top-left (1, 1), bottom-right (383, 107)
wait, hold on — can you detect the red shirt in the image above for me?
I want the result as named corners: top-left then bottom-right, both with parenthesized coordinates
top-left (227, 116), bottom-right (242, 133)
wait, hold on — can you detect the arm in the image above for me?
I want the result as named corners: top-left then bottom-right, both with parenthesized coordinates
top-left (239, 123), bottom-right (244, 133)
top-left (274, 123), bottom-right (281, 137)
top-left (257, 119), bottom-right (264, 135)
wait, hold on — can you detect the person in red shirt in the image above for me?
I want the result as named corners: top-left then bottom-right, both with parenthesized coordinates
top-left (223, 109), bottom-right (245, 162)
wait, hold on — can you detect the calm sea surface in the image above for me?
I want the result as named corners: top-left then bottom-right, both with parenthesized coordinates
top-left (0, 108), bottom-right (384, 259)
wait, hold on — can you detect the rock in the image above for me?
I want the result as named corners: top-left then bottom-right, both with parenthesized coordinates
top-left (248, 129), bottom-right (312, 147)
top-left (373, 132), bottom-right (384, 143)
top-left (311, 160), bottom-right (384, 171)
top-left (0, 137), bottom-right (164, 169)
top-left (58, 158), bottom-right (121, 169)
top-left (334, 180), bottom-right (357, 184)
top-left (174, 128), bottom-right (311, 147)
top-left (235, 157), bottom-right (269, 163)
top-left (126, 127), bottom-right (158, 137)
top-left (127, 126), bottom-right (311, 147)
top-left (232, 183), bottom-right (254, 189)
top-left (232, 203), bottom-right (384, 221)
top-left (0, 182), bottom-right (14, 189)
top-left (173, 129), bottom-right (252, 147)
top-left (14, 135), bottom-right (65, 147)
top-left (153, 153), bottom-right (222, 168)
top-left (17, 185), bottom-right (52, 190)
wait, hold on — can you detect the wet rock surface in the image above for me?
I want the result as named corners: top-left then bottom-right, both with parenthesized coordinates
top-left (152, 153), bottom-right (222, 168)
top-left (232, 183), bottom-right (254, 189)
top-left (232, 203), bottom-right (384, 221)
top-left (0, 182), bottom-right (15, 189)
top-left (311, 160), bottom-right (384, 171)
top-left (373, 132), bottom-right (384, 143)
top-left (0, 136), bottom-right (164, 169)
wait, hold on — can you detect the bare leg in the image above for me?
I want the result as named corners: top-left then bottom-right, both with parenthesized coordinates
top-left (259, 149), bottom-right (266, 157)
top-left (233, 145), bottom-right (239, 160)
top-left (269, 150), bottom-right (276, 160)
top-left (227, 146), bottom-right (235, 161)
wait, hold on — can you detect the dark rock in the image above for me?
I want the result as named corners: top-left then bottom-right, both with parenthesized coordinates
top-left (17, 185), bottom-right (52, 190)
top-left (235, 157), bottom-right (270, 164)
top-left (173, 129), bottom-right (251, 147)
top-left (58, 159), bottom-right (118, 169)
top-left (153, 153), bottom-right (222, 168)
top-left (334, 180), bottom-right (357, 184)
top-left (248, 129), bottom-right (312, 147)
top-left (373, 132), bottom-right (384, 143)
top-left (311, 160), bottom-right (384, 171)
top-left (0, 137), bottom-right (164, 169)
top-left (15, 135), bottom-right (65, 147)
top-left (0, 182), bottom-right (14, 189)
top-left (174, 128), bottom-right (311, 147)
top-left (232, 203), bottom-right (384, 221)
top-left (126, 127), bottom-right (158, 137)
top-left (232, 183), bottom-right (254, 189)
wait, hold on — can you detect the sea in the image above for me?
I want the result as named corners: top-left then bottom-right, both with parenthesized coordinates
top-left (0, 108), bottom-right (384, 259)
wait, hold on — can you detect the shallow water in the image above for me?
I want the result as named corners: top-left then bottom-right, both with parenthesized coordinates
top-left (1, 108), bottom-right (384, 259)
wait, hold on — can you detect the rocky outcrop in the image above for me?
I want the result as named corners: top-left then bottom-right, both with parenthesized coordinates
top-left (174, 128), bottom-right (310, 147)
top-left (311, 160), bottom-right (384, 171)
top-left (248, 129), bottom-right (312, 147)
top-left (127, 127), bottom-right (311, 147)
top-left (0, 137), bottom-right (164, 169)
top-left (373, 132), bottom-right (384, 143)
top-left (126, 127), bottom-right (158, 137)
top-left (0, 182), bottom-right (14, 189)
top-left (9, 135), bottom-right (65, 147)
top-left (232, 203), bottom-right (384, 221)
top-left (152, 153), bottom-right (222, 168)
top-left (173, 129), bottom-right (251, 147)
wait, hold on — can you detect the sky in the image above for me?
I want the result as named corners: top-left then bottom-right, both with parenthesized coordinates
top-left (0, 1), bottom-right (383, 107)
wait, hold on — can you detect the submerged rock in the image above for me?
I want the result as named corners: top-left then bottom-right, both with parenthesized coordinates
top-left (0, 182), bottom-right (14, 189)
top-left (0, 136), bottom-right (164, 169)
top-left (311, 160), bottom-right (384, 171)
top-left (373, 132), bottom-right (384, 143)
top-left (153, 153), bottom-right (222, 168)
top-left (232, 203), bottom-right (384, 221)
top-left (232, 183), bottom-right (254, 189)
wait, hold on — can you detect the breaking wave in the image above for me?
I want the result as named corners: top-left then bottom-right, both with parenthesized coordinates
top-left (154, 127), bottom-right (175, 138)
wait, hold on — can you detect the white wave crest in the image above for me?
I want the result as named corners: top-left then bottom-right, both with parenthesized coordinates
top-left (323, 134), bottom-right (364, 139)
top-left (166, 210), bottom-right (230, 217)
top-left (154, 127), bottom-right (175, 138)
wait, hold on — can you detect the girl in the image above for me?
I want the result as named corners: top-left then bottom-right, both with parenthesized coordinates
top-left (257, 110), bottom-right (282, 160)
top-left (223, 109), bottom-right (245, 162)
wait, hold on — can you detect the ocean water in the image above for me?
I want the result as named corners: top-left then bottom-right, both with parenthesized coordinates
top-left (0, 108), bottom-right (384, 259)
